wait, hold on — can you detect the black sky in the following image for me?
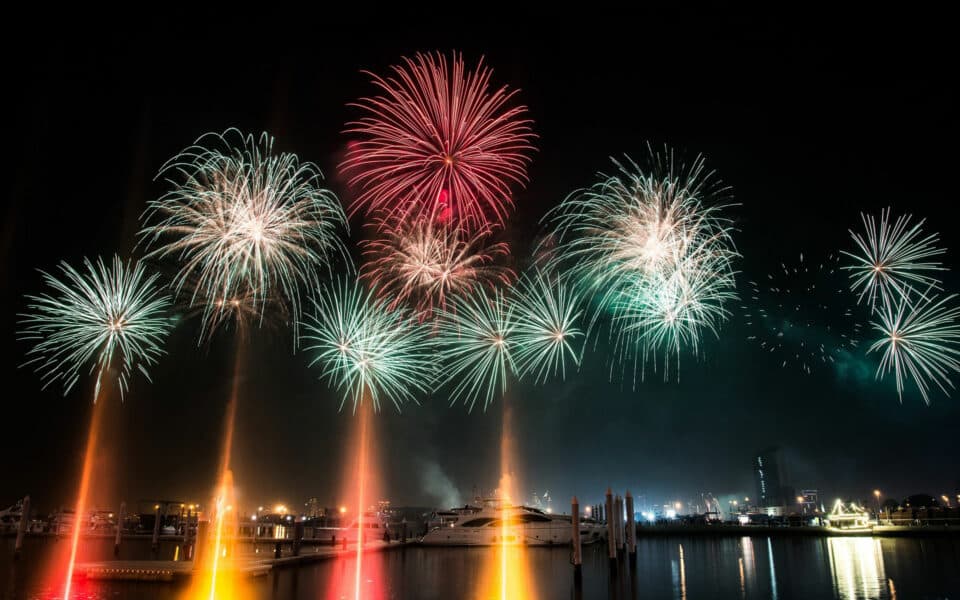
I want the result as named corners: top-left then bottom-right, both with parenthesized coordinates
top-left (3, 9), bottom-right (958, 514)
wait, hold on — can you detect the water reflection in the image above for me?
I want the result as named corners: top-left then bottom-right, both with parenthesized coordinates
top-left (828, 537), bottom-right (886, 600)
top-left (740, 536), bottom-right (757, 594)
top-left (766, 538), bottom-right (778, 600)
top-left (738, 556), bottom-right (745, 598)
top-left (3, 536), bottom-right (957, 599)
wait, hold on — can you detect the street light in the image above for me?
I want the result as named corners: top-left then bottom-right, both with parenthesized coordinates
top-left (874, 490), bottom-right (881, 522)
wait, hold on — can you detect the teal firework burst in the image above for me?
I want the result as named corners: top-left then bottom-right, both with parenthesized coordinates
top-left (512, 269), bottom-right (584, 384)
top-left (541, 150), bottom-right (738, 383)
top-left (303, 279), bottom-right (433, 413)
top-left (18, 256), bottom-right (173, 401)
top-left (843, 208), bottom-right (945, 312)
top-left (869, 291), bottom-right (960, 404)
top-left (434, 287), bottom-right (515, 412)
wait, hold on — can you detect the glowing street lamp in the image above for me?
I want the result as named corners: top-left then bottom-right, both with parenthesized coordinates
top-left (874, 490), bottom-right (882, 521)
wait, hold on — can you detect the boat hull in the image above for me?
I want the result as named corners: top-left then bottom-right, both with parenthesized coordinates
top-left (421, 523), bottom-right (605, 546)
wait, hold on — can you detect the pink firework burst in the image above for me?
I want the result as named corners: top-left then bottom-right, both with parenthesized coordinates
top-left (342, 51), bottom-right (536, 232)
top-left (361, 214), bottom-right (514, 320)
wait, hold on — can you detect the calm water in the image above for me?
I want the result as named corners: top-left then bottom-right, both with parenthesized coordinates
top-left (2, 535), bottom-right (959, 599)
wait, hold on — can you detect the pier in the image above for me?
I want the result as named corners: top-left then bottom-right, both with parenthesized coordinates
top-left (73, 539), bottom-right (410, 582)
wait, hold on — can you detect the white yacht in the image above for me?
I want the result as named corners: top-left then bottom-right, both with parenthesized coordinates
top-left (421, 497), bottom-right (604, 546)
top-left (0, 502), bottom-right (45, 535)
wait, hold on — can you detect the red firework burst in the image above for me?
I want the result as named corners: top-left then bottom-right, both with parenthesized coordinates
top-left (361, 214), bottom-right (514, 320)
top-left (341, 51), bottom-right (536, 232)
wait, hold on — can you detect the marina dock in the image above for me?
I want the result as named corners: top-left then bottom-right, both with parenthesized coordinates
top-left (73, 540), bottom-right (410, 582)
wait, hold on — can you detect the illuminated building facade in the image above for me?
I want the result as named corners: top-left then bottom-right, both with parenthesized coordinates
top-left (753, 447), bottom-right (794, 508)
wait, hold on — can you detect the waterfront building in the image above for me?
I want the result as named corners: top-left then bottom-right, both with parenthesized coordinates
top-left (753, 447), bottom-right (795, 508)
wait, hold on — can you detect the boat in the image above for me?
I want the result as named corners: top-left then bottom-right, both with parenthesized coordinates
top-left (825, 500), bottom-right (873, 533)
top-left (420, 497), bottom-right (605, 546)
top-left (425, 504), bottom-right (483, 530)
top-left (1, 502), bottom-right (53, 535)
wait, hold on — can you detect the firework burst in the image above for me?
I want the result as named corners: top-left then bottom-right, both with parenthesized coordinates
top-left (341, 51), bottom-right (536, 231)
top-left (744, 253), bottom-right (862, 375)
top-left (18, 256), bottom-right (173, 400)
top-left (434, 286), bottom-right (516, 412)
top-left (869, 291), bottom-right (960, 404)
top-left (139, 129), bottom-right (348, 341)
top-left (542, 151), bottom-right (738, 381)
top-left (842, 208), bottom-right (945, 311)
top-left (361, 214), bottom-right (513, 319)
top-left (512, 269), bottom-right (584, 384)
top-left (303, 279), bottom-right (433, 413)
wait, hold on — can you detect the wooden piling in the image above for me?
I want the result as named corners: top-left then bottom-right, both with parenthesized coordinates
top-left (614, 495), bottom-right (624, 553)
top-left (626, 491), bottom-right (637, 558)
top-left (293, 521), bottom-right (304, 556)
top-left (151, 503), bottom-right (162, 552)
top-left (14, 496), bottom-right (30, 560)
top-left (193, 520), bottom-right (209, 569)
top-left (619, 495), bottom-right (626, 552)
top-left (571, 496), bottom-right (582, 583)
top-left (605, 488), bottom-right (616, 570)
top-left (184, 509), bottom-right (194, 560)
top-left (114, 501), bottom-right (125, 557)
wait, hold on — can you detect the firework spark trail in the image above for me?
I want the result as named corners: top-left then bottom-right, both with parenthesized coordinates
top-left (361, 213), bottom-right (513, 319)
top-left (743, 253), bottom-right (861, 375)
top-left (541, 151), bottom-right (738, 384)
top-left (353, 401), bottom-right (371, 600)
top-left (205, 341), bottom-right (244, 600)
top-left (304, 281), bottom-right (426, 596)
top-left (17, 256), bottom-right (172, 600)
top-left (141, 131), bottom-right (345, 597)
top-left (62, 396), bottom-right (103, 600)
top-left (843, 208), bottom-right (946, 312)
top-left (341, 52), bottom-right (536, 232)
top-left (869, 291), bottom-right (960, 404)
top-left (303, 279), bottom-right (434, 413)
top-left (139, 128), bottom-right (348, 343)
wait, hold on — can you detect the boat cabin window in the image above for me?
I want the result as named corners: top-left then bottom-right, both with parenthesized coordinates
top-left (519, 513), bottom-right (552, 523)
top-left (460, 517), bottom-right (497, 527)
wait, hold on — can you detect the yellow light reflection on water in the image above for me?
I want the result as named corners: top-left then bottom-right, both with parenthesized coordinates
top-left (180, 470), bottom-right (253, 600)
top-left (828, 537), bottom-right (886, 600)
top-left (473, 399), bottom-right (536, 600)
top-left (476, 541), bottom-right (536, 600)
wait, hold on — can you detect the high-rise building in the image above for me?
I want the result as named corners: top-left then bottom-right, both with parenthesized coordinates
top-left (799, 489), bottom-right (819, 514)
top-left (753, 447), bottom-right (792, 507)
top-left (304, 497), bottom-right (324, 519)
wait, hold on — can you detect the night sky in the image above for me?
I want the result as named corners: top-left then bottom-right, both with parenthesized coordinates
top-left (3, 10), bottom-right (957, 514)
